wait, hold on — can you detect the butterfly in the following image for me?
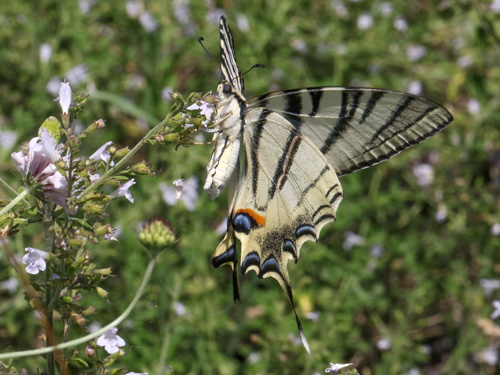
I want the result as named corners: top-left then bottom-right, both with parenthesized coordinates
top-left (204, 16), bottom-right (452, 352)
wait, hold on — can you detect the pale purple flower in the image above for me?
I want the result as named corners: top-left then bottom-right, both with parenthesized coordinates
top-left (139, 11), bottom-right (158, 32)
top-left (404, 369), bottom-right (420, 375)
top-left (11, 130), bottom-right (67, 207)
top-left (408, 80), bottom-right (422, 95)
top-left (66, 64), bottom-right (88, 86)
top-left (343, 232), bottom-right (364, 250)
top-left (412, 163), bottom-right (434, 186)
top-left (160, 177), bottom-right (198, 211)
top-left (291, 39), bottom-right (308, 53)
top-left (474, 347), bottom-right (498, 366)
top-left (491, 300), bottom-right (500, 320)
top-left (236, 14), bottom-right (250, 32)
top-left (22, 247), bottom-right (49, 275)
top-left (56, 81), bottom-right (72, 114)
top-left (0, 278), bottom-right (19, 294)
top-left (467, 98), bottom-right (480, 115)
top-left (125, 373), bottom-right (148, 375)
top-left (187, 101), bottom-right (214, 126)
top-left (370, 244), bottom-right (384, 258)
top-left (331, 1), bottom-right (348, 17)
top-left (394, 16), bottom-right (408, 32)
top-left (110, 179), bottom-right (136, 203)
top-left (304, 311), bottom-right (320, 322)
top-left (173, 301), bottom-right (187, 316)
top-left (89, 321), bottom-right (102, 333)
top-left (79, 0), bottom-right (95, 14)
top-left (480, 279), bottom-right (500, 296)
top-left (435, 204), bottom-right (447, 222)
top-left (325, 363), bottom-right (353, 373)
top-left (357, 13), bottom-right (373, 30)
top-left (206, 8), bottom-right (225, 24)
top-left (46, 77), bottom-right (62, 96)
top-left (40, 43), bottom-right (52, 63)
top-left (0, 128), bottom-right (18, 149)
top-left (126, 0), bottom-right (143, 18)
top-left (379, 2), bottom-right (393, 15)
top-left (96, 327), bottom-right (126, 354)
top-left (173, 0), bottom-right (191, 24)
top-left (376, 337), bottom-right (391, 351)
top-left (406, 45), bottom-right (426, 61)
top-left (491, 223), bottom-right (500, 236)
top-left (457, 55), bottom-right (472, 68)
top-left (490, 0), bottom-right (500, 13)
top-left (89, 141), bottom-right (114, 165)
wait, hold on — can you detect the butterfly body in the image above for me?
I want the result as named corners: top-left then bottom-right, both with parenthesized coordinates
top-left (205, 16), bottom-right (453, 352)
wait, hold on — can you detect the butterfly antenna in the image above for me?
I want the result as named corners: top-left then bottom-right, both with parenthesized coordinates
top-left (198, 36), bottom-right (219, 68)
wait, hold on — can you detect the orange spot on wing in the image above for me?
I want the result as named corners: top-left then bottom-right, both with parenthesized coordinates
top-left (236, 208), bottom-right (266, 227)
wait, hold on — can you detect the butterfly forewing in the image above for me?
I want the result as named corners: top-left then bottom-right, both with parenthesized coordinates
top-left (249, 87), bottom-right (453, 176)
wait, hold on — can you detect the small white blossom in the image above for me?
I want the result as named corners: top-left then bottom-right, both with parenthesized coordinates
top-left (412, 163), bottom-right (434, 186)
top-left (404, 369), bottom-right (420, 375)
top-left (331, 1), bottom-right (348, 17)
top-left (187, 101), bottom-right (214, 126)
top-left (408, 80), bottom-right (422, 95)
top-left (490, 0), bottom-right (500, 13)
top-left (474, 346), bottom-right (499, 366)
top-left (22, 247), bottom-right (49, 275)
top-left (480, 279), bottom-right (500, 296)
top-left (357, 13), bottom-right (373, 30)
top-left (162, 87), bottom-right (174, 102)
top-left (126, 0), bottom-right (143, 18)
top-left (110, 179), bottom-right (136, 203)
top-left (126, 373), bottom-right (148, 375)
top-left (492, 223), bottom-right (500, 236)
top-left (248, 352), bottom-right (261, 364)
top-left (435, 204), bottom-right (447, 222)
top-left (394, 16), bottom-right (408, 32)
top-left (90, 141), bottom-right (114, 165)
top-left (96, 327), bottom-right (126, 354)
top-left (304, 311), bottom-right (320, 322)
top-left (343, 232), bottom-right (364, 250)
top-left (0, 128), bottom-right (18, 149)
top-left (380, 2), bottom-right (393, 15)
top-left (56, 81), bottom-right (72, 114)
top-left (370, 244), bottom-right (384, 258)
top-left (467, 98), bottom-right (480, 115)
top-left (173, 301), bottom-right (187, 316)
top-left (0, 278), bottom-right (19, 294)
top-left (406, 45), bottom-right (427, 61)
top-left (291, 39), bottom-right (308, 53)
top-left (236, 14), bottom-right (250, 32)
top-left (206, 8), bottom-right (225, 24)
top-left (46, 77), bottom-right (62, 96)
top-left (160, 177), bottom-right (198, 211)
top-left (376, 337), bottom-right (391, 351)
top-left (457, 55), bottom-right (472, 68)
top-left (89, 321), bottom-right (102, 333)
top-left (491, 300), bottom-right (500, 320)
top-left (325, 362), bottom-right (353, 373)
top-left (79, 0), bottom-right (95, 14)
top-left (66, 64), bottom-right (88, 86)
top-left (139, 11), bottom-right (158, 32)
top-left (40, 43), bottom-right (52, 63)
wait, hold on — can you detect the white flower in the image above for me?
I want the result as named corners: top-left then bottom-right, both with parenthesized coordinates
top-left (173, 301), bottom-right (187, 316)
top-left (89, 141), bottom-right (114, 165)
top-left (187, 101), bottom-right (215, 126)
top-left (343, 231), bottom-right (364, 250)
top-left (404, 369), bottom-right (420, 375)
top-left (406, 45), bottom-right (426, 61)
top-left (46, 77), bottom-right (62, 96)
top-left (110, 179), bottom-right (136, 203)
top-left (40, 43), bottom-right (52, 63)
top-left (480, 279), bottom-right (500, 296)
top-left (56, 81), bottom-right (72, 114)
top-left (162, 87), bottom-right (174, 102)
top-left (79, 0), bottom-right (95, 14)
top-left (160, 177), bottom-right (198, 211)
top-left (394, 16), bottom-right (408, 32)
top-left (0, 128), bottom-right (18, 149)
top-left (412, 163), bottom-right (434, 187)
top-left (126, 373), bottom-right (148, 375)
top-left (370, 244), bottom-right (384, 258)
top-left (491, 223), bottom-right (500, 236)
top-left (491, 300), bottom-right (500, 320)
top-left (457, 55), bottom-right (472, 68)
top-left (467, 98), bottom-right (480, 115)
top-left (11, 130), bottom-right (67, 207)
top-left (474, 346), bottom-right (499, 366)
top-left (408, 80), bottom-right (422, 95)
top-left (291, 39), bottom-right (308, 53)
top-left (490, 0), bottom-right (500, 13)
top-left (357, 13), bottom-right (373, 30)
top-left (304, 311), bottom-right (320, 322)
top-left (236, 14), bottom-right (250, 32)
top-left (96, 327), bottom-right (126, 354)
top-left (140, 11), bottom-right (158, 32)
top-left (435, 204), bottom-right (447, 222)
top-left (379, 2), bottom-right (393, 15)
top-left (126, 0), bottom-right (143, 18)
top-left (0, 278), bottom-right (19, 294)
top-left (88, 321), bottom-right (102, 333)
top-left (22, 247), bottom-right (49, 275)
top-left (325, 362), bottom-right (353, 373)
top-left (331, 1), bottom-right (348, 17)
top-left (67, 64), bottom-right (88, 86)
top-left (376, 337), bottom-right (391, 351)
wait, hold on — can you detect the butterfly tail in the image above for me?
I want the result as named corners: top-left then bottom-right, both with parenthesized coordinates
top-left (212, 227), bottom-right (241, 302)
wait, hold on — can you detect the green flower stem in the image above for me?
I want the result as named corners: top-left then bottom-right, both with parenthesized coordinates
top-left (0, 255), bottom-right (157, 361)
top-left (78, 104), bottom-right (180, 199)
top-left (43, 203), bottom-right (56, 375)
top-left (0, 187), bottom-right (31, 217)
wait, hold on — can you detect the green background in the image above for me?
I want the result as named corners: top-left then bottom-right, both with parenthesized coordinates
top-left (1, 0), bottom-right (499, 374)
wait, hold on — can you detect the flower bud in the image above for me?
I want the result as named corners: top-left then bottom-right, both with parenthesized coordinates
top-left (139, 218), bottom-right (176, 253)
top-left (114, 147), bottom-right (130, 159)
top-left (70, 311), bottom-right (87, 327)
top-left (130, 162), bottom-right (154, 176)
top-left (95, 286), bottom-right (110, 302)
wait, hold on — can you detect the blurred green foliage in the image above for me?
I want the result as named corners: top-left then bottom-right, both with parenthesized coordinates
top-left (1, 0), bottom-right (500, 374)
